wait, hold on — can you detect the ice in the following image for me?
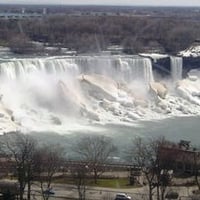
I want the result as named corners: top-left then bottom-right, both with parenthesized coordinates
top-left (0, 55), bottom-right (199, 133)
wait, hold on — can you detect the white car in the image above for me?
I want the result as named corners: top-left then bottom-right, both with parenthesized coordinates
top-left (114, 193), bottom-right (131, 200)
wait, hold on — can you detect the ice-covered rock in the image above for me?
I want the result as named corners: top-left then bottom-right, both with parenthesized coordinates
top-left (179, 43), bottom-right (200, 57)
top-left (79, 74), bottom-right (118, 101)
top-left (2, 55), bottom-right (200, 132)
top-left (176, 79), bottom-right (200, 105)
top-left (126, 112), bottom-right (140, 120)
top-left (134, 99), bottom-right (148, 107)
top-left (149, 82), bottom-right (168, 99)
top-left (0, 103), bottom-right (19, 134)
top-left (188, 75), bottom-right (198, 82)
top-left (80, 107), bottom-right (100, 121)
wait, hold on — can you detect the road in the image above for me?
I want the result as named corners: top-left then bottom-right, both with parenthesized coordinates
top-left (29, 182), bottom-right (198, 200)
top-left (30, 182), bottom-right (147, 200)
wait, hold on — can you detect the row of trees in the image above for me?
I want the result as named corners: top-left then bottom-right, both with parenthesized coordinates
top-left (0, 15), bottom-right (199, 54)
top-left (1, 132), bottom-right (200, 200)
top-left (0, 132), bottom-right (117, 200)
top-left (0, 132), bottom-right (64, 200)
top-left (127, 137), bottom-right (173, 200)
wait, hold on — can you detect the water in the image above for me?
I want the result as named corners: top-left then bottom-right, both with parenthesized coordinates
top-left (0, 55), bottom-right (199, 134)
top-left (170, 56), bottom-right (183, 82)
top-left (32, 116), bottom-right (200, 159)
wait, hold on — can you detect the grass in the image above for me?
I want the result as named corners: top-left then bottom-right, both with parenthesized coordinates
top-left (91, 178), bottom-right (132, 188)
top-left (54, 177), bottom-right (140, 189)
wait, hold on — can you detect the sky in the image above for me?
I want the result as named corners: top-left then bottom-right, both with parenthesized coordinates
top-left (0, 0), bottom-right (200, 6)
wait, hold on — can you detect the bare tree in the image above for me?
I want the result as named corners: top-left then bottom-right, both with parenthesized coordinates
top-left (131, 137), bottom-right (157, 200)
top-left (1, 132), bottom-right (37, 200)
top-left (159, 169), bottom-right (172, 200)
top-left (33, 145), bottom-right (64, 200)
top-left (70, 164), bottom-right (89, 200)
top-left (73, 135), bottom-right (117, 184)
top-left (127, 137), bottom-right (172, 200)
top-left (191, 148), bottom-right (200, 192)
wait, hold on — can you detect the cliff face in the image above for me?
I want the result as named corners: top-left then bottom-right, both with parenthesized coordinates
top-left (152, 57), bottom-right (171, 78)
top-left (153, 57), bottom-right (200, 78)
top-left (182, 57), bottom-right (200, 77)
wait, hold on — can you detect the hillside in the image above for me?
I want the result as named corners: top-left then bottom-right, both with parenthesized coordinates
top-left (0, 6), bottom-right (200, 55)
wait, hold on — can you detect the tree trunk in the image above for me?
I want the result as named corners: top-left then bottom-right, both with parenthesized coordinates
top-left (27, 181), bottom-right (31, 200)
top-left (195, 173), bottom-right (200, 190)
top-left (194, 152), bottom-right (200, 190)
top-left (157, 185), bottom-right (160, 200)
top-left (149, 185), bottom-right (153, 200)
top-left (94, 168), bottom-right (97, 184)
top-left (160, 186), bottom-right (164, 200)
top-left (19, 183), bottom-right (24, 200)
top-left (161, 190), bottom-right (165, 200)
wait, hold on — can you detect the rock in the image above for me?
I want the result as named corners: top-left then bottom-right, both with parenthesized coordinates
top-left (149, 82), bottom-right (168, 99)
top-left (0, 94), bottom-right (3, 101)
top-left (118, 90), bottom-right (127, 98)
top-left (80, 107), bottom-right (100, 121)
top-left (99, 99), bottom-right (111, 110)
top-left (126, 112), bottom-right (140, 120)
top-left (134, 99), bottom-right (148, 107)
top-left (118, 99), bottom-right (134, 107)
top-left (188, 75), bottom-right (198, 81)
top-left (108, 102), bottom-right (120, 112)
top-left (158, 100), bottom-right (168, 110)
top-left (87, 111), bottom-right (100, 121)
top-left (176, 80), bottom-right (200, 105)
top-left (51, 116), bottom-right (62, 125)
top-left (78, 74), bottom-right (118, 101)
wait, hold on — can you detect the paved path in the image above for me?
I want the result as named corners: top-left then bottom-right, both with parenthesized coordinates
top-left (30, 182), bottom-right (198, 200)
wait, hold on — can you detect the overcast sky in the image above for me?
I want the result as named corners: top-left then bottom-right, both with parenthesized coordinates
top-left (0, 0), bottom-right (200, 6)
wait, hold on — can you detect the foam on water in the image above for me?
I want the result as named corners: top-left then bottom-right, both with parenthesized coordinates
top-left (0, 55), bottom-right (198, 134)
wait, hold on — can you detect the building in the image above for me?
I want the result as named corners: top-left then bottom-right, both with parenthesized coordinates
top-left (0, 13), bottom-right (43, 20)
top-left (158, 140), bottom-right (200, 174)
top-left (0, 180), bottom-right (19, 200)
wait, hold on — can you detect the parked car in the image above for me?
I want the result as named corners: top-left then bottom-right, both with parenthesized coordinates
top-left (114, 193), bottom-right (131, 200)
top-left (165, 191), bottom-right (179, 199)
top-left (43, 188), bottom-right (55, 195)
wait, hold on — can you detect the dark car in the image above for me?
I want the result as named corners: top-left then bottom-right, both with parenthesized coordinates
top-left (115, 193), bottom-right (131, 200)
top-left (43, 188), bottom-right (55, 195)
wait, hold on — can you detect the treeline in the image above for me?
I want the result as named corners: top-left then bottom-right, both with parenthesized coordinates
top-left (0, 133), bottom-right (117, 200)
top-left (0, 132), bottom-right (200, 200)
top-left (0, 15), bottom-right (199, 54)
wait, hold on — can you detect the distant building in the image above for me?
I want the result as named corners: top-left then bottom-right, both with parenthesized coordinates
top-left (0, 13), bottom-right (43, 20)
top-left (194, 39), bottom-right (200, 43)
top-left (158, 140), bottom-right (200, 174)
top-left (21, 8), bottom-right (25, 14)
top-left (0, 155), bottom-right (15, 178)
top-left (0, 180), bottom-right (19, 200)
top-left (106, 45), bottom-right (124, 55)
top-left (43, 8), bottom-right (47, 15)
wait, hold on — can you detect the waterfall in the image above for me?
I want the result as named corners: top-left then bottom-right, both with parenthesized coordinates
top-left (170, 56), bottom-right (183, 81)
top-left (0, 56), bottom-right (154, 84)
top-left (118, 57), bottom-right (154, 84)
top-left (1, 55), bottom-right (200, 134)
top-left (0, 58), bottom-right (80, 79)
top-left (0, 55), bottom-right (157, 133)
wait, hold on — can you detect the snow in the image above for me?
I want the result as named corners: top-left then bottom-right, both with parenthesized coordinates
top-left (179, 45), bottom-right (200, 57)
top-left (139, 53), bottom-right (168, 61)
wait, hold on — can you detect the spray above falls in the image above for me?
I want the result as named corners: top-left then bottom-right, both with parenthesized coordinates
top-left (0, 55), bottom-right (198, 134)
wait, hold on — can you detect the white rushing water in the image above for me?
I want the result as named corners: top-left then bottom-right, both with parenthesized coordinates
top-left (170, 56), bottom-right (183, 82)
top-left (0, 55), bottom-right (199, 134)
